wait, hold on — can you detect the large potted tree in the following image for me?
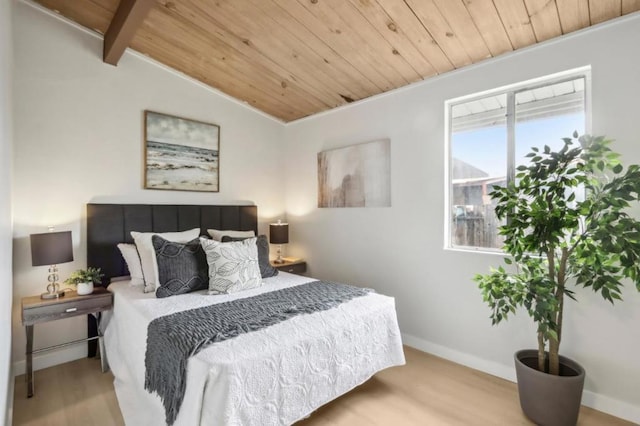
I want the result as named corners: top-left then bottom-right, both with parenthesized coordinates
top-left (474, 133), bottom-right (640, 426)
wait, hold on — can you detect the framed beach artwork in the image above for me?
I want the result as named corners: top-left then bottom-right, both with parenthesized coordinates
top-left (318, 139), bottom-right (391, 208)
top-left (144, 111), bottom-right (220, 192)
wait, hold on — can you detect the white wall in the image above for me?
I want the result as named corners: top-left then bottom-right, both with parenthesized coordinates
top-left (0, 0), bottom-right (14, 422)
top-left (284, 14), bottom-right (640, 423)
top-left (11, 0), bottom-right (640, 422)
top-left (11, 2), bottom-right (285, 373)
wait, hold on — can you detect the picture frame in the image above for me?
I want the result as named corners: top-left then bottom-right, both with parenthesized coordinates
top-left (317, 139), bottom-right (391, 208)
top-left (144, 110), bottom-right (220, 192)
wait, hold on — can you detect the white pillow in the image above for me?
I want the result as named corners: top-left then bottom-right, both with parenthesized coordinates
top-left (200, 237), bottom-right (262, 295)
top-left (117, 243), bottom-right (145, 286)
top-left (131, 228), bottom-right (200, 293)
top-left (207, 229), bottom-right (255, 242)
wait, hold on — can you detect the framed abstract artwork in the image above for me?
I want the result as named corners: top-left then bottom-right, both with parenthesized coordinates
top-left (318, 139), bottom-right (391, 208)
top-left (144, 111), bottom-right (220, 192)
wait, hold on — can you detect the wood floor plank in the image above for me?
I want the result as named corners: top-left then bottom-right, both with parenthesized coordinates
top-left (13, 358), bottom-right (125, 426)
top-left (13, 347), bottom-right (634, 425)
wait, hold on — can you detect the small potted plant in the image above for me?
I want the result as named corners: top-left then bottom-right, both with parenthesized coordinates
top-left (65, 267), bottom-right (104, 295)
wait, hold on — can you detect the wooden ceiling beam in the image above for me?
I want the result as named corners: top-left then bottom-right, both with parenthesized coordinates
top-left (103, 0), bottom-right (155, 65)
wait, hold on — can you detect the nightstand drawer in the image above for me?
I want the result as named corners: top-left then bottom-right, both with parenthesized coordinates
top-left (22, 293), bottom-right (112, 325)
top-left (277, 262), bottom-right (306, 274)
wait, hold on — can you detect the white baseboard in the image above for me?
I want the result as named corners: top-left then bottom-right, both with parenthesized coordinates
top-left (401, 333), bottom-right (516, 382)
top-left (581, 390), bottom-right (640, 424)
top-left (5, 363), bottom-right (14, 426)
top-left (401, 333), bottom-right (640, 424)
top-left (12, 346), bottom-right (86, 377)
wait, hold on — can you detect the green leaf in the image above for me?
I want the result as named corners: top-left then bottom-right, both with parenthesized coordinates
top-left (474, 132), bottom-right (640, 357)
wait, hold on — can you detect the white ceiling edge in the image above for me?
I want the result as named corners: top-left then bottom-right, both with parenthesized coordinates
top-left (18, 0), bottom-right (286, 126)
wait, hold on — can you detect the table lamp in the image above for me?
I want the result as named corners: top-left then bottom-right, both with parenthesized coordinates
top-left (269, 220), bottom-right (289, 264)
top-left (30, 230), bottom-right (74, 299)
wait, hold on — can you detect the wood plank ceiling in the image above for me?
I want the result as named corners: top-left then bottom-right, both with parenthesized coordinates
top-left (34, 0), bottom-right (640, 122)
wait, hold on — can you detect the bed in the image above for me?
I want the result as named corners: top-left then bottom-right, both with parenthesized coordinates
top-left (87, 203), bottom-right (405, 425)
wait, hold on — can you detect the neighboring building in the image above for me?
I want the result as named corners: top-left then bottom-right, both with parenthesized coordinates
top-left (451, 158), bottom-right (506, 248)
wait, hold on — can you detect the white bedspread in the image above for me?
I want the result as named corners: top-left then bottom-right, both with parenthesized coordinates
top-left (104, 273), bottom-right (405, 425)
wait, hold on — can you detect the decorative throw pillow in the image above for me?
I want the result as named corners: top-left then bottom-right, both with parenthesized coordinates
top-left (117, 243), bottom-right (145, 286)
top-left (221, 235), bottom-right (279, 279)
top-left (207, 229), bottom-right (256, 242)
top-left (200, 237), bottom-right (263, 295)
top-left (131, 228), bottom-right (200, 293)
top-left (152, 236), bottom-right (208, 298)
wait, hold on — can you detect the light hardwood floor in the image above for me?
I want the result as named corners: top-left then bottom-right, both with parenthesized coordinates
top-left (13, 347), bottom-right (632, 425)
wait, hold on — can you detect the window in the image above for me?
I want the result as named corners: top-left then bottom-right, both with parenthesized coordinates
top-left (445, 68), bottom-right (590, 251)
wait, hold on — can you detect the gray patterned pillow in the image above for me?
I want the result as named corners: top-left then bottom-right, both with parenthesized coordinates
top-left (152, 236), bottom-right (208, 298)
top-left (200, 237), bottom-right (263, 295)
top-left (221, 235), bottom-right (279, 278)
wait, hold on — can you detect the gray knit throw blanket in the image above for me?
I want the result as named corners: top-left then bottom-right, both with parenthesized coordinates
top-left (144, 280), bottom-right (371, 425)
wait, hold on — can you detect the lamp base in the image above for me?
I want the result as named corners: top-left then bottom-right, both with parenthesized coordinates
top-left (273, 245), bottom-right (285, 264)
top-left (41, 290), bottom-right (65, 300)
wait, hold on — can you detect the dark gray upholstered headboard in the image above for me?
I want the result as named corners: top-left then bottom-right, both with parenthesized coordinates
top-left (87, 204), bottom-right (258, 285)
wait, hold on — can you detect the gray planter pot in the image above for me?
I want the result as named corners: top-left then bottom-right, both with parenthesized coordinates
top-left (514, 349), bottom-right (586, 426)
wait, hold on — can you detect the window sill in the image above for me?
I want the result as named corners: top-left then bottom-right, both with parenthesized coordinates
top-left (444, 246), bottom-right (506, 256)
